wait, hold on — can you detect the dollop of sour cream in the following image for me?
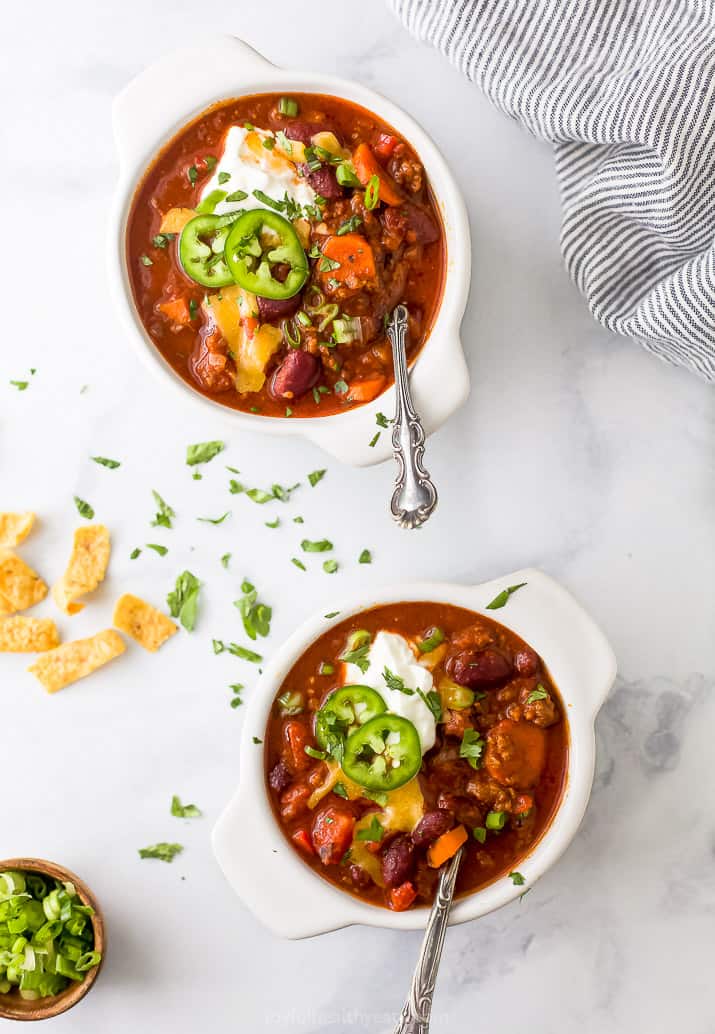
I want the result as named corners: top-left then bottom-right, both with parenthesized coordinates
top-left (344, 631), bottom-right (437, 754)
top-left (200, 126), bottom-right (316, 216)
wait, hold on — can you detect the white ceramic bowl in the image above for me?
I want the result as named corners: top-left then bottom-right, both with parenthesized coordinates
top-left (108, 35), bottom-right (471, 468)
top-left (212, 568), bottom-right (616, 938)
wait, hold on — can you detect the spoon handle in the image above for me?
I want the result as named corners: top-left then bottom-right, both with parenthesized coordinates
top-left (386, 305), bottom-right (438, 530)
top-left (392, 847), bottom-right (464, 1034)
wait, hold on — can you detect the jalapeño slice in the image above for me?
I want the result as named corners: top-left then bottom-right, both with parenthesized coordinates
top-left (178, 212), bottom-right (241, 288)
top-left (342, 714), bottom-right (421, 792)
top-left (224, 209), bottom-right (308, 300)
top-left (315, 685), bottom-right (386, 757)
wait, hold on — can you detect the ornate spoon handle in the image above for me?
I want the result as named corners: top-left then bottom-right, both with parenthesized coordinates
top-left (386, 305), bottom-right (438, 529)
top-left (392, 847), bottom-right (464, 1034)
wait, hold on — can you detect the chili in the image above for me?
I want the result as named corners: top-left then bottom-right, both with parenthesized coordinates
top-left (265, 602), bottom-right (569, 911)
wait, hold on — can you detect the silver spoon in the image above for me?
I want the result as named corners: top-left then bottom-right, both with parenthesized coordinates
top-left (386, 305), bottom-right (438, 529)
top-left (392, 846), bottom-right (464, 1034)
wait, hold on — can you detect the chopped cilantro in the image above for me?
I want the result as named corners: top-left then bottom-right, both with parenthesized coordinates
top-left (383, 667), bottom-right (414, 695)
top-left (197, 511), bottom-right (230, 525)
top-left (526, 684), bottom-right (549, 704)
top-left (486, 582), bottom-right (527, 610)
top-left (355, 815), bottom-right (384, 843)
top-left (459, 729), bottom-right (485, 770)
top-left (138, 843), bottom-right (183, 862)
top-left (171, 795), bottom-right (201, 819)
top-left (91, 456), bottom-right (120, 469)
top-left (301, 539), bottom-right (333, 552)
top-left (151, 490), bottom-right (175, 529)
top-left (146, 543), bottom-right (168, 556)
top-left (234, 581), bottom-right (272, 640)
top-left (73, 496), bottom-right (94, 520)
top-left (167, 570), bottom-right (201, 631)
top-left (186, 441), bottom-right (224, 466)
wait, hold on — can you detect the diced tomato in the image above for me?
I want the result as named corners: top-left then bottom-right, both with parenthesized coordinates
top-left (280, 782), bottom-right (311, 822)
top-left (311, 805), bottom-right (356, 866)
top-left (291, 828), bottom-right (315, 855)
top-left (158, 297), bottom-right (192, 327)
top-left (374, 132), bottom-right (399, 160)
top-left (282, 718), bottom-right (312, 773)
top-left (513, 793), bottom-right (534, 816)
top-left (388, 881), bottom-right (418, 912)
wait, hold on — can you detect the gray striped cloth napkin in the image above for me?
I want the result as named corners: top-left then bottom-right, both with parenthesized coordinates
top-left (389, 0), bottom-right (715, 382)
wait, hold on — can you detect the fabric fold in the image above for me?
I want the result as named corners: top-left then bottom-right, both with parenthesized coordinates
top-left (389, 0), bottom-right (715, 381)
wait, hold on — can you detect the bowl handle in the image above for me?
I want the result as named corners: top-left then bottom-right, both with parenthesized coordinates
top-left (304, 332), bottom-right (471, 468)
top-left (212, 779), bottom-right (365, 939)
top-left (467, 567), bottom-right (617, 719)
top-left (112, 36), bottom-right (276, 173)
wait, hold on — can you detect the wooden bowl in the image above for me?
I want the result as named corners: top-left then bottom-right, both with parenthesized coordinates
top-left (0, 858), bottom-right (104, 1022)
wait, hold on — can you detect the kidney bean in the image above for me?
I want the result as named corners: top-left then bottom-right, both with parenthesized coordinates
top-left (411, 810), bottom-right (454, 848)
top-left (349, 864), bottom-right (372, 890)
top-left (268, 760), bottom-right (291, 794)
top-left (381, 835), bottom-right (415, 888)
top-left (514, 648), bottom-right (539, 677)
top-left (298, 163), bottom-right (343, 199)
top-left (449, 648), bottom-right (513, 688)
top-left (284, 122), bottom-right (316, 145)
top-left (257, 294), bottom-right (301, 321)
top-left (401, 202), bottom-right (440, 245)
top-left (270, 350), bottom-right (321, 400)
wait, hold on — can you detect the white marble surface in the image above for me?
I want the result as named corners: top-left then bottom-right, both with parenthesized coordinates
top-left (2, 1), bottom-right (714, 1031)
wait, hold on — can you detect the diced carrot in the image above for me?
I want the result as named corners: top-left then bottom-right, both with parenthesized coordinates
top-left (374, 133), bottom-right (399, 161)
top-left (158, 297), bottom-right (192, 327)
top-left (321, 234), bottom-right (376, 285)
top-left (427, 824), bottom-right (468, 868)
top-left (352, 143), bottom-right (403, 206)
top-left (291, 828), bottom-right (315, 856)
top-left (346, 376), bottom-right (386, 404)
top-left (388, 881), bottom-right (418, 911)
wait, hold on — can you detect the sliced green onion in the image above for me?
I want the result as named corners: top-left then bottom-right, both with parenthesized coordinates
top-left (282, 319), bottom-right (301, 348)
top-left (364, 174), bottom-right (380, 210)
top-left (278, 96), bottom-right (299, 117)
top-left (336, 162), bottom-right (361, 187)
top-left (303, 287), bottom-right (325, 313)
top-left (332, 316), bottom-right (362, 343)
top-left (418, 627), bottom-right (445, 653)
top-left (278, 690), bottom-right (304, 715)
top-left (315, 303), bottom-right (339, 332)
top-left (0, 868), bottom-right (100, 999)
top-left (485, 810), bottom-right (507, 831)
